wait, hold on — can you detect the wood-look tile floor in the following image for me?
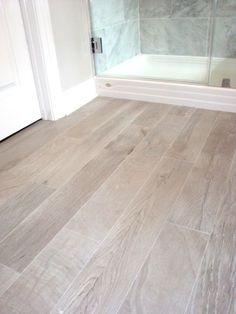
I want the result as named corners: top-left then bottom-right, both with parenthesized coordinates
top-left (0, 97), bottom-right (235, 314)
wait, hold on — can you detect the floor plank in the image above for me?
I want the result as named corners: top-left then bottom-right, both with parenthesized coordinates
top-left (0, 107), bottom-right (153, 273)
top-left (0, 100), bottom-right (143, 202)
top-left (0, 97), bottom-right (112, 172)
top-left (34, 101), bottom-right (145, 189)
top-left (131, 102), bottom-right (170, 127)
top-left (119, 223), bottom-right (208, 314)
top-left (25, 100), bottom-right (144, 189)
top-left (169, 115), bottom-right (236, 233)
top-left (166, 109), bottom-right (218, 162)
top-left (67, 105), bottom-right (194, 242)
top-left (0, 228), bottom-right (97, 313)
top-left (0, 183), bottom-right (54, 241)
top-left (65, 98), bottom-right (130, 139)
top-left (51, 157), bottom-right (192, 314)
top-left (186, 154), bottom-right (236, 314)
top-left (0, 264), bottom-right (19, 298)
top-left (0, 136), bottom-right (81, 202)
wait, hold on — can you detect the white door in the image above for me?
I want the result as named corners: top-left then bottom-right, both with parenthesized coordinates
top-left (0, 0), bottom-right (41, 140)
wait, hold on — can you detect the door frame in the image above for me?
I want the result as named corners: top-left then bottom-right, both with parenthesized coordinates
top-left (19, 0), bottom-right (96, 121)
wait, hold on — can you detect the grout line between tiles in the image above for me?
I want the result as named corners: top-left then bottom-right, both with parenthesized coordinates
top-left (184, 231), bottom-right (211, 314)
top-left (166, 111), bottom-right (220, 223)
top-left (167, 221), bottom-right (210, 236)
top-left (62, 227), bottom-right (100, 245)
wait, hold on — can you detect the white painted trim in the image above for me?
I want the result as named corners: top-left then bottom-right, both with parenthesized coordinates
top-left (20, 0), bottom-right (97, 121)
top-left (53, 78), bottom-right (97, 119)
top-left (20, 0), bottom-right (58, 120)
top-left (96, 77), bottom-right (236, 112)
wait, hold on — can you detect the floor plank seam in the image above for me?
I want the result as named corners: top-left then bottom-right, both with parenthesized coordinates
top-left (167, 221), bottom-right (211, 236)
top-left (210, 148), bottom-right (236, 232)
top-left (64, 100), bottom-right (135, 141)
top-left (183, 231), bottom-right (212, 314)
top-left (165, 113), bottom-right (223, 228)
top-left (63, 227), bottom-right (100, 245)
top-left (115, 221), bottom-right (175, 314)
top-left (164, 110), bottom-right (219, 164)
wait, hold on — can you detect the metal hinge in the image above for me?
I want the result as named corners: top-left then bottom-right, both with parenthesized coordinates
top-left (91, 37), bottom-right (103, 54)
top-left (222, 78), bottom-right (231, 88)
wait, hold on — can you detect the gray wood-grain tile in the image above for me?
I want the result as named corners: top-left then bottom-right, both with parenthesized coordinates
top-left (186, 154), bottom-right (236, 314)
top-left (169, 115), bottom-right (236, 233)
top-left (0, 264), bottom-right (19, 298)
top-left (0, 106), bottom-right (151, 272)
top-left (0, 228), bottom-right (97, 313)
top-left (0, 183), bottom-right (54, 241)
top-left (51, 158), bottom-right (192, 314)
top-left (67, 105), bottom-right (193, 242)
top-left (0, 100), bottom-right (142, 201)
top-left (119, 223), bottom-right (208, 314)
top-left (0, 97), bottom-right (235, 314)
top-left (166, 108), bottom-right (218, 162)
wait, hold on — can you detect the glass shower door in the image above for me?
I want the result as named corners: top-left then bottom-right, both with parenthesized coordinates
top-left (89, 0), bottom-right (235, 89)
top-left (88, 0), bottom-right (213, 85)
top-left (209, 0), bottom-right (236, 88)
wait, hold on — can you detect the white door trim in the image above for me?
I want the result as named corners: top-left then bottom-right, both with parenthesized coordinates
top-left (19, 0), bottom-right (58, 120)
top-left (19, 0), bottom-right (97, 121)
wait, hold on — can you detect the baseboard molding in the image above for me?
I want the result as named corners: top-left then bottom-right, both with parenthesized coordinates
top-left (53, 78), bottom-right (97, 119)
top-left (96, 77), bottom-right (236, 113)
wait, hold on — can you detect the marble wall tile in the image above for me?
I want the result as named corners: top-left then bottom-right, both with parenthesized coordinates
top-left (89, 0), bottom-right (124, 31)
top-left (216, 0), bottom-right (236, 17)
top-left (213, 17), bottom-right (236, 58)
top-left (139, 0), bottom-right (172, 18)
top-left (90, 0), bottom-right (139, 31)
top-left (171, 0), bottom-right (211, 17)
top-left (93, 20), bottom-right (139, 74)
top-left (124, 0), bottom-right (139, 20)
top-left (89, 0), bottom-right (140, 74)
top-left (140, 18), bottom-right (210, 56)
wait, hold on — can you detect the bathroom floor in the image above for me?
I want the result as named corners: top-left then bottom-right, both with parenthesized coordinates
top-left (0, 97), bottom-right (235, 313)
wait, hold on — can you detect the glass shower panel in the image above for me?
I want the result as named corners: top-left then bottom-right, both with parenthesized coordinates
top-left (90, 0), bottom-right (235, 87)
top-left (136, 0), bottom-right (212, 84)
top-left (89, 0), bottom-right (140, 76)
top-left (209, 0), bottom-right (236, 88)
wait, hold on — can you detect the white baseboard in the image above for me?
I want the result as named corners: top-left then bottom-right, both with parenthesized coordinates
top-left (96, 77), bottom-right (236, 113)
top-left (53, 78), bottom-right (97, 119)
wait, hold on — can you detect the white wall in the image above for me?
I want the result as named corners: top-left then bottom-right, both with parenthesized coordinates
top-left (48, 0), bottom-right (94, 91)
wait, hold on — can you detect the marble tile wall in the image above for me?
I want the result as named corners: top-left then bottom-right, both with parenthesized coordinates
top-left (89, 0), bottom-right (139, 74)
top-left (213, 0), bottom-right (236, 58)
top-left (139, 0), bottom-right (236, 58)
top-left (139, 0), bottom-right (212, 56)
